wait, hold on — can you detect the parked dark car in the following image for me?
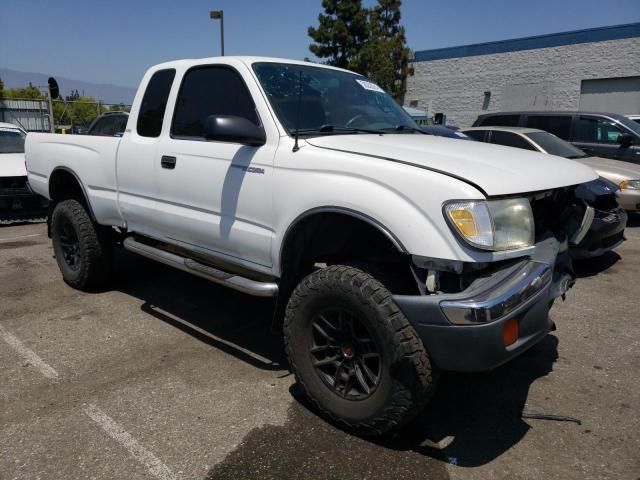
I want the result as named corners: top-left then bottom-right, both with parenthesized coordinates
top-left (473, 111), bottom-right (640, 164)
top-left (86, 112), bottom-right (129, 137)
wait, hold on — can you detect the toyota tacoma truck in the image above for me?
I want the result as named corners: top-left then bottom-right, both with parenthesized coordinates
top-left (26, 57), bottom-right (597, 436)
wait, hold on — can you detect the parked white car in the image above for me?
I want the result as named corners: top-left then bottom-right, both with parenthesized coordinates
top-left (0, 122), bottom-right (48, 216)
top-left (26, 57), bottom-right (597, 435)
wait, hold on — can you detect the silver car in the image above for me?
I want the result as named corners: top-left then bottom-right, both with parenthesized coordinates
top-left (463, 126), bottom-right (640, 212)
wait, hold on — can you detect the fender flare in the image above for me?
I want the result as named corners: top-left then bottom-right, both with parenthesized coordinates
top-left (49, 166), bottom-right (98, 222)
top-left (278, 206), bottom-right (407, 271)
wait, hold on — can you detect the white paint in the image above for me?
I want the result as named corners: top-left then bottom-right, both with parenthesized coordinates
top-left (0, 324), bottom-right (59, 379)
top-left (0, 233), bottom-right (42, 242)
top-left (83, 404), bottom-right (178, 480)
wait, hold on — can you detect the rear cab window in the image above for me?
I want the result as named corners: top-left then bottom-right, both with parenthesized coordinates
top-left (137, 69), bottom-right (176, 137)
top-left (464, 130), bottom-right (488, 142)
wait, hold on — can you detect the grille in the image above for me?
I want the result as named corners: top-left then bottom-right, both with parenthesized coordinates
top-left (0, 176), bottom-right (31, 195)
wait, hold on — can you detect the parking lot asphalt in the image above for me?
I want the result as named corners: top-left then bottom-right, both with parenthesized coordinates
top-left (1, 218), bottom-right (639, 480)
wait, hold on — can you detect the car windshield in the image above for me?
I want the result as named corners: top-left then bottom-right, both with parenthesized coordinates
top-left (614, 115), bottom-right (640, 135)
top-left (525, 131), bottom-right (586, 158)
top-left (252, 62), bottom-right (418, 135)
top-left (0, 129), bottom-right (26, 154)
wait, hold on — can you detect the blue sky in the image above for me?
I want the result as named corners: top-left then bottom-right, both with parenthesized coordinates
top-left (1, 0), bottom-right (639, 88)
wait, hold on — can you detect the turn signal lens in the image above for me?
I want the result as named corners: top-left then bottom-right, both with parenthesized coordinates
top-left (503, 318), bottom-right (519, 347)
top-left (450, 209), bottom-right (478, 237)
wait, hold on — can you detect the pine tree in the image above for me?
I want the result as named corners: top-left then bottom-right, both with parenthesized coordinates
top-left (308, 0), bottom-right (414, 102)
top-left (308, 0), bottom-right (369, 71)
top-left (362, 0), bottom-right (414, 102)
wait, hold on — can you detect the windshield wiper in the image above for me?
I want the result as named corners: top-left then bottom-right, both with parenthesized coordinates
top-left (380, 125), bottom-right (428, 134)
top-left (296, 124), bottom-right (383, 135)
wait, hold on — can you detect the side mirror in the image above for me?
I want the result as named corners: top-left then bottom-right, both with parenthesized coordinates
top-left (617, 133), bottom-right (635, 146)
top-left (203, 115), bottom-right (266, 146)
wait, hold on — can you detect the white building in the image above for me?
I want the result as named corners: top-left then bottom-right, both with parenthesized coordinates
top-left (405, 23), bottom-right (640, 128)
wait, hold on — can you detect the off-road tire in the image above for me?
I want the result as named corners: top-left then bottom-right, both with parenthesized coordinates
top-left (283, 264), bottom-right (437, 436)
top-left (51, 199), bottom-right (112, 290)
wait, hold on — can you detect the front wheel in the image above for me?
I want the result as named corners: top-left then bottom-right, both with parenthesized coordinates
top-left (51, 199), bottom-right (112, 291)
top-left (283, 265), bottom-right (437, 436)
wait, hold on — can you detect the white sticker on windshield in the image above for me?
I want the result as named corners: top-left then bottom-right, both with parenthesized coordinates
top-left (355, 79), bottom-right (385, 93)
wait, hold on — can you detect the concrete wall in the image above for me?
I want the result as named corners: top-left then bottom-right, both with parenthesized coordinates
top-left (405, 37), bottom-right (640, 128)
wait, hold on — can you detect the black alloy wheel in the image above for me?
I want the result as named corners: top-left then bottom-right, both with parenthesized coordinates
top-left (310, 309), bottom-right (381, 400)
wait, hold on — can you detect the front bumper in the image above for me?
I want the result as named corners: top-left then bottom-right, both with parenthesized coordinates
top-left (394, 237), bottom-right (571, 372)
top-left (571, 207), bottom-right (627, 259)
top-left (0, 176), bottom-right (49, 211)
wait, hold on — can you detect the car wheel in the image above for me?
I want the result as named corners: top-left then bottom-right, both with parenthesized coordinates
top-left (284, 264), bottom-right (437, 436)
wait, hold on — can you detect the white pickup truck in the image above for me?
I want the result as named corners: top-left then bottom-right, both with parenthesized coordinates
top-left (26, 57), bottom-right (596, 435)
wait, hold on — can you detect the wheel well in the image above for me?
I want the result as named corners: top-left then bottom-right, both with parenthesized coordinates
top-left (47, 169), bottom-right (95, 236)
top-left (279, 211), bottom-right (417, 296)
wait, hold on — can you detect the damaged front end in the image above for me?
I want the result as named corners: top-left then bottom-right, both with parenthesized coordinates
top-left (0, 176), bottom-right (49, 223)
top-left (393, 186), bottom-right (591, 372)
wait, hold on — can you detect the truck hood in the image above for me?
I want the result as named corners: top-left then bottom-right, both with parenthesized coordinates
top-left (0, 153), bottom-right (27, 177)
top-left (305, 134), bottom-right (597, 196)
top-left (576, 156), bottom-right (640, 181)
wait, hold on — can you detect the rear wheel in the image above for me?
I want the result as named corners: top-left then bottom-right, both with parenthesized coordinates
top-left (284, 264), bottom-right (437, 436)
top-left (51, 199), bottom-right (112, 290)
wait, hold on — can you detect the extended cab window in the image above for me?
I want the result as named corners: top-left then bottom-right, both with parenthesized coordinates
top-left (172, 66), bottom-right (259, 138)
top-left (137, 69), bottom-right (176, 138)
top-left (464, 130), bottom-right (487, 142)
top-left (489, 131), bottom-right (537, 150)
top-left (525, 115), bottom-right (571, 140)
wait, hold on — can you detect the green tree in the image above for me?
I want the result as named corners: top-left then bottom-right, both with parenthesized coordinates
top-left (361, 0), bottom-right (414, 102)
top-left (0, 77), bottom-right (4, 97)
top-left (308, 0), bottom-right (369, 71)
top-left (53, 96), bottom-right (101, 127)
top-left (308, 0), bottom-right (414, 102)
top-left (1, 82), bottom-right (45, 99)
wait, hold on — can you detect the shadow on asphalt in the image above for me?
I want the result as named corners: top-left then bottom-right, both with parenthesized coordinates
top-left (112, 250), bottom-right (567, 475)
top-left (113, 250), bottom-right (286, 372)
top-left (573, 250), bottom-right (621, 278)
top-left (626, 212), bottom-right (640, 228)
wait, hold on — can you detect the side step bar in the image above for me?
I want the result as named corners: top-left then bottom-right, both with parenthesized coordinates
top-left (123, 237), bottom-right (278, 297)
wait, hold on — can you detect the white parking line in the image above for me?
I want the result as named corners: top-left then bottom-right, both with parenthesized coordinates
top-left (0, 233), bottom-right (42, 242)
top-left (83, 404), bottom-right (178, 480)
top-left (0, 324), bottom-right (59, 379)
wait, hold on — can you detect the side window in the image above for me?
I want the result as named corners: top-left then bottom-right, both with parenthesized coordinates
top-left (90, 117), bottom-right (116, 136)
top-left (489, 131), bottom-right (537, 150)
top-left (574, 117), bottom-right (624, 144)
top-left (114, 115), bottom-right (128, 135)
top-left (525, 115), bottom-right (571, 140)
top-left (172, 66), bottom-right (259, 138)
top-left (480, 115), bottom-right (520, 127)
top-left (137, 69), bottom-right (176, 138)
top-left (464, 130), bottom-right (488, 142)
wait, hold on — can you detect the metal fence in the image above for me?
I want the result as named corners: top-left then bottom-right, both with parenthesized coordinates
top-left (0, 98), bottom-right (51, 132)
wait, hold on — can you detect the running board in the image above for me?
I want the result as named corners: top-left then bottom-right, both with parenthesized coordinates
top-left (123, 237), bottom-right (278, 297)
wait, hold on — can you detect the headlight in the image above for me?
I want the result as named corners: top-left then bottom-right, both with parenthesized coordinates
top-left (620, 179), bottom-right (640, 190)
top-left (444, 198), bottom-right (534, 251)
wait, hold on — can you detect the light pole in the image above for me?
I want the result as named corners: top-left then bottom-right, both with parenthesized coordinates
top-left (210, 10), bottom-right (224, 56)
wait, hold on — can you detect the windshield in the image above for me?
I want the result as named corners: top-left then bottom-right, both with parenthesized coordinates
top-left (525, 131), bottom-right (586, 158)
top-left (615, 115), bottom-right (640, 135)
top-left (0, 129), bottom-right (26, 154)
top-left (252, 62), bottom-right (418, 135)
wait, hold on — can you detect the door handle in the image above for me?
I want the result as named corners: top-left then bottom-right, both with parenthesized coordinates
top-left (161, 155), bottom-right (176, 169)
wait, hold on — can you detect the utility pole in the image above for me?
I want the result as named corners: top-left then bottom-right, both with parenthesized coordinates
top-left (210, 10), bottom-right (224, 56)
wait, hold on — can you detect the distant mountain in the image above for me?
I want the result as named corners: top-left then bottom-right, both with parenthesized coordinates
top-left (0, 68), bottom-right (137, 105)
